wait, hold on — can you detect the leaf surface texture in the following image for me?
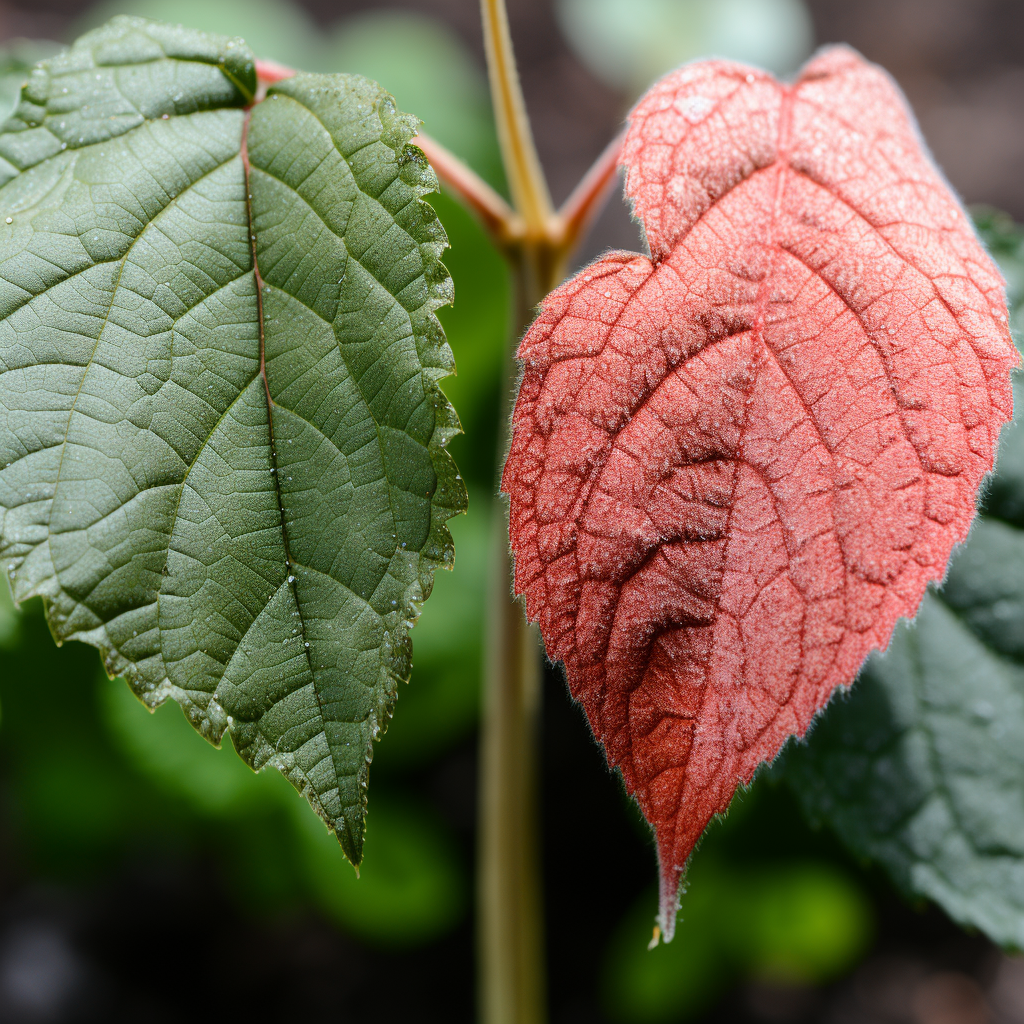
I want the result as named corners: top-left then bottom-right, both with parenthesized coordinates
top-left (502, 48), bottom-right (1019, 937)
top-left (780, 212), bottom-right (1024, 948)
top-left (0, 16), bottom-right (465, 862)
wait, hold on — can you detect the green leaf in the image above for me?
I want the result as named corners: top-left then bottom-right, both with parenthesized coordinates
top-left (0, 16), bottom-right (465, 866)
top-left (779, 211), bottom-right (1024, 948)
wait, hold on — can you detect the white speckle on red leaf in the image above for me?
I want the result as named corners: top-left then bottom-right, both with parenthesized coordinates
top-left (502, 46), bottom-right (1019, 942)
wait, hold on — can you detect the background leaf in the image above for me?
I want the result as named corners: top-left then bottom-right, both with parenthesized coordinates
top-left (81, 0), bottom-right (319, 71)
top-left (555, 0), bottom-right (813, 97)
top-left (0, 16), bottom-right (465, 866)
top-left (0, 41), bottom-right (60, 122)
top-left (778, 211), bottom-right (1024, 949)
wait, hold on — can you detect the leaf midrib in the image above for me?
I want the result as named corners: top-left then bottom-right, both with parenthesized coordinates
top-left (239, 102), bottom-right (336, 802)
top-left (253, 87), bottom-right (434, 576)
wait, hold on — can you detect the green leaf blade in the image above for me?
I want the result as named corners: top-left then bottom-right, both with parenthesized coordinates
top-left (0, 16), bottom-right (254, 180)
top-left (241, 72), bottom-right (462, 861)
top-left (0, 18), bottom-right (465, 865)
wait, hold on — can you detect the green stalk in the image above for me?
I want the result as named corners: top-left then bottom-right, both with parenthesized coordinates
top-left (479, 492), bottom-right (545, 1024)
top-left (476, 3), bottom-right (554, 1021)
top-left (414, 6), bottom-right (622, 1017)
top-left (479, 0), bottom-right (553, 233)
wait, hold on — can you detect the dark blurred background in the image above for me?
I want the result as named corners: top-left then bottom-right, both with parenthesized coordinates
top-left (0, 1), bottom-right (1022, 1021)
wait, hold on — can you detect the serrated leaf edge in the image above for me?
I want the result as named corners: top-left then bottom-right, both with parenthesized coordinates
top-left (0, 42), bottom-right (465, 866)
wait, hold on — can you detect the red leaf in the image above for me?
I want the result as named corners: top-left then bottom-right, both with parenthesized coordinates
top-left (501, 47), bottom-right (1020, 940)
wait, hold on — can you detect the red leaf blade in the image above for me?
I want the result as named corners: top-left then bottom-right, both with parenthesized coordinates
top-left (502, 47), bottom-right (1020, 940)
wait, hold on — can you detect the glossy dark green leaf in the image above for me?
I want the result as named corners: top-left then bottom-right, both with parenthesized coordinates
top-left (0, 16), bottom-right (465, 865)
top-left (780, 211), bottom-right (1024, 948)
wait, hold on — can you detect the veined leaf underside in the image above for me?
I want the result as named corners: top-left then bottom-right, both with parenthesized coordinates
top-left (0, 16), bottom-right (466, 863)
top-left (781, 213), bottom-right (1024, 949)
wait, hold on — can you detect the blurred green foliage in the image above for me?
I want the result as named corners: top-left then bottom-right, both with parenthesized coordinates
top-left (556, 0), bottom-right (813, 98)
top-left (974, 207), bottom-right (1024, 339)
top-left (604, 762), bottom-right (874, 1022)
top-left (0, 40), bottom-right (59, 118)
top-left (605, 862), bottom-right (870, 1021)
top-left (81, 0), bottom-right (319, 70)
top-left (0, 570), bottom-right (17, 651)
top-left (104, 673), bottom-right (467, 943)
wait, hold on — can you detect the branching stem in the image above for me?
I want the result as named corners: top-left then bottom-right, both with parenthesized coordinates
top-left (552, 129), bottom-right (626, 252)
top-left (254, 58), bottom-right (294, 84)
top-left (413, 129), bottom-right (623, 273)
top-left (479, 0), bottom-right (552, 232)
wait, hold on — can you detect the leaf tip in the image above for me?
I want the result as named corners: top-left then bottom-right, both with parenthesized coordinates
top-left (334, 811), bottom-right (365, 869)
top-left (657, 852), bottom-right (681, 944)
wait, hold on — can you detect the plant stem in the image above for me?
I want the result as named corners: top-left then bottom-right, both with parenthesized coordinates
top-left (414, 129), bottom-right (622, 278)
top-left (479, 500), bottom-right (544, 1024)
top-left (552, 130), bottom-right (626, 252)
top-left (476, 2), bottom-right (558, 1021)
top-left (479, 0), bottom-right (552, 233)
top-left (478, 215), bottom-right (570, 1021)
